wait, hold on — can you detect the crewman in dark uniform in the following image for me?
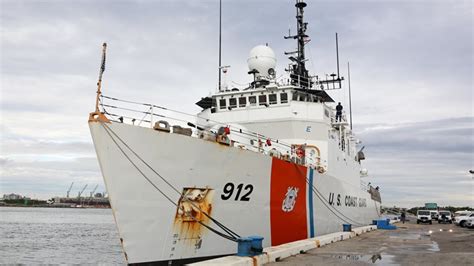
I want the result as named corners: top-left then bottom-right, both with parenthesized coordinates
top-left (336, 102), bottom-right (343, 122)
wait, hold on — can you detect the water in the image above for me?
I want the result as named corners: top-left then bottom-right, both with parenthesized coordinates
top-left (0, 207), bottom-right (125, 264)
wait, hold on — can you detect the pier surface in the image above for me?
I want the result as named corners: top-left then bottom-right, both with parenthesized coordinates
top-left (268, 219), bottom-right (474, 265)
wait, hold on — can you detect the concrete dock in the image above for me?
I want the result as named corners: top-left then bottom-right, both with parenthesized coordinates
top-left (269, 219), bottom-right (474, 265)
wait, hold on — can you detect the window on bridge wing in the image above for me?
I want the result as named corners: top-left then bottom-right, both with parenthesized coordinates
top-left (219, 99), bottom-right (226, 110)
top-left (269, 94), bottom-right (277, 105)
top-left (299, 94), bottom-right (307, 102)
top-left (249, 96), bottom-right (256, 106)
top-left (292, 92), bottom-right (298, 101)
top-left (239, 97), bottom-right (246, 107)
top-left (229, 98), bottom-right (237, 108)
top-left (259, 95), bottom-right (267, 106)
top-left (280, 93), bottom-right (288, 103)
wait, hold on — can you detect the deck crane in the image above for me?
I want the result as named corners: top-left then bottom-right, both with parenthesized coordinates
top-left (66, 182), bottom-right (74, 198)
top-left (78, 184), bottom-right (88, 198)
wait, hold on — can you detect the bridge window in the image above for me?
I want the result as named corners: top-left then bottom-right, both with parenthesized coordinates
top-left (259, 95), bottom-right (267, 106)
top-left (229, 98), bottom-right (237, 108)
top-left (299, 94), bottom-right (306, 102)
top-left (219, 99), bottom-right (226, 110)
top-left (249, 96), bottom-right (257, 106)
top-left (280, 93), bottom-right (288, 103)
top-left (269, 94), bottom-right (277, 105)
top-left (239, 97), bottom-right (246, 107)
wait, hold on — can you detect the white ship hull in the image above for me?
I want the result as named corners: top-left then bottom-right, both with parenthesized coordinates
top-left (90, 121), bottom-right (381, 264)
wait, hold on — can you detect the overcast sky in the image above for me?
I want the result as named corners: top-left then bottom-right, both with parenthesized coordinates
top-left (1, 0), bottom-right (472, 207)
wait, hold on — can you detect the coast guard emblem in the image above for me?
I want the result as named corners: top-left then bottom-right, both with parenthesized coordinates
top-left (282, 187), bottom-right (299, 212)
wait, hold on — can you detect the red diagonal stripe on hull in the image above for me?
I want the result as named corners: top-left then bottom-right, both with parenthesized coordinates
top-left (270, 158), bottom-right (308, 246)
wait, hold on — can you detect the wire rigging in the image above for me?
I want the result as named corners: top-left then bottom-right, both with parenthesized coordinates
top-left (293, 164), bottom-right (366, 226)
top-left (100, 122), bottom-right (240, 242)
top-left (100, 94), bottom-right (295, 149)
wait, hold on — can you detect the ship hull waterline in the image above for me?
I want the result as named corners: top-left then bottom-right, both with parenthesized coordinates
top-left (89, 121), bottom-right (381, 264)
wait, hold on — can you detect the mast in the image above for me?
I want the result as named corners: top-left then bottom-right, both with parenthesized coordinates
top-left (285, 0), bottom-right (310, 88)
top-left (336, 33), bottom-right (340, 79)
top-left (347, 62), bottom-right (353, 130)
top-left (218, 0), bottom-right (222, 91)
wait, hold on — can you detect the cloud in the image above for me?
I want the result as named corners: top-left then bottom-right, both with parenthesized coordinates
top-left (356, 117), bottom-right (474, 207)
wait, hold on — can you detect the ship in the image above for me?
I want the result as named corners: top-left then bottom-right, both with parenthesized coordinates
top-left (89, 1), bottom-right (382, 264)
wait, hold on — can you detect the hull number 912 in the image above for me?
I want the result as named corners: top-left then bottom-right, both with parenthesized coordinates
top-left (221, 182), bottom-right (253, 201)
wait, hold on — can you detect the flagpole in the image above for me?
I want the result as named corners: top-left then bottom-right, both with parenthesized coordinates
top-left (95, 43), bottom-right (107, 113)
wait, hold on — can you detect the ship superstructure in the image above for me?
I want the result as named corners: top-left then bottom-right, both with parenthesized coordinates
top-left (89, 1), bottom-right (381, 264)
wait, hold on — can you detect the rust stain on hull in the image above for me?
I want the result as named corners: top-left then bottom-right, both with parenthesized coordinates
top-left (173, 187), bottom-right (214, 246)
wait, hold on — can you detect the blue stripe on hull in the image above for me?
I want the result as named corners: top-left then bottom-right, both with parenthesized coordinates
top-left (308, 168), bottom-right (315, 238)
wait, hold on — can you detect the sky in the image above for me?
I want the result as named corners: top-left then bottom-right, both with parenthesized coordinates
top-left (1, 0), bottom-right (472, 207)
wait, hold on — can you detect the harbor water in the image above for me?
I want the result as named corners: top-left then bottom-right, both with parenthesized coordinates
top-left (0, 207), bottom-right (124, 264)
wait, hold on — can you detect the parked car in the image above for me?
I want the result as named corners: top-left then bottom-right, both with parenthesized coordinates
top-left (454, 210), bottom-right (472, 217)
top-left (465, 216), bottom-right (474, 229)
top-left (438, 210), bottom-right (452, 224)
top-left (454, 213), bottom-right (474, 227)
top-left (417, 210), bottom-right (432, 224)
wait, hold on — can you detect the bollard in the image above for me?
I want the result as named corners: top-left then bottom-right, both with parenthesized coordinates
top-left (342, 224), bottom-right (352, 232)
top-left (377, 219), bottom-right (396, 230)
top-left (237, 237), bottom-right (252, 256)
top-left (248, 236), bottom-right (264, 255)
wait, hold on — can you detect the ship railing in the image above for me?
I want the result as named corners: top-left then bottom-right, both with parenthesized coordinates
top-left (330, 110), bottom-right (348, 126)
top-left (360, 180), bottom-right (372, 192)
top-left (98, 94), bottom-right (311, 162)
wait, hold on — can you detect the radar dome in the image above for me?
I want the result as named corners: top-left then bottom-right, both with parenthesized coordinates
top-left (247, 45), bottom-right (277, 79)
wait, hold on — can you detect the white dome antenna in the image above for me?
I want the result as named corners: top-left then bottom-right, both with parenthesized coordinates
top-left (247, 44), bottom-right (277, 82)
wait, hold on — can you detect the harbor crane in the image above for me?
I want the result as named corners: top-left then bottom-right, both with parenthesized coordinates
top-left (88, 184), bottom-right (99, 205)
top-left (89, 184), bottom-right (99, 198)
top-left (66, 182), bottom-right (74, 198)
top-left (78, 184), bottom-right (88, 198)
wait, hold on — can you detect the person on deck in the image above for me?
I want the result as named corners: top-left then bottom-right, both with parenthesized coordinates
top-left (336, 102), bottom-right (343, 122)
top-left (401, 211), bottom-right (406, 224)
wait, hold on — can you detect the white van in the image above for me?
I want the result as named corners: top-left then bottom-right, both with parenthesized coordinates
top-left (417, 210), bottom-right (432, 224)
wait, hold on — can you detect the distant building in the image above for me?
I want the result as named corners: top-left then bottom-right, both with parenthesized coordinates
top-left (3, 193), bottom-right (23, 200)
top-left (425, 203), bottom-right (438, 210)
